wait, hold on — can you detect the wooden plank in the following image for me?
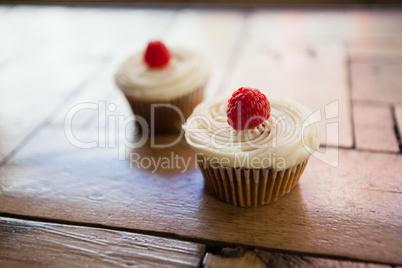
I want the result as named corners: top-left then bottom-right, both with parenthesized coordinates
top-left (223, 37), bottom-right (352, 148)
top-left (351, 62), bottom-right (402, 104)
top-left (0, 216), bottom-right (205, 267)
top-left (0, 55), bottom-right (101, 163)
top-left (165, 9), bottom-right (245, 98)
top-left (50, 62), bottom-right (121, 127)
top-left (0, 127), bottom-right (401, 265)
top-left (353, 103), bottom-right (399, 153)
top-left (203, 248), bottom-right (390, 268)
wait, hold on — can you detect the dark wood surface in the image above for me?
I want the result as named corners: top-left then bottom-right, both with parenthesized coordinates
top-left (0, 4), bottom-right (401, 267)
top-left (0, 217), bottom-right (205, 267)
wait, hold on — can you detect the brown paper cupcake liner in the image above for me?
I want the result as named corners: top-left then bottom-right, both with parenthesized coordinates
top-left (197, 155), bottom-right (308, 207)
top-left (124, 86), bottom-right (204, 134)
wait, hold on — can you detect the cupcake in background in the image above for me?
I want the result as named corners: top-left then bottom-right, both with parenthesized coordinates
top-left (115, 41), bottom-right (208, 134)
top-left (183, 87), bottom-right (320, 207)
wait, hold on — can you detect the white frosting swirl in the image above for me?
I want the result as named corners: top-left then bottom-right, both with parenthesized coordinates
top-left (183, 94), bottom-right (320, 170)
top-left (115, 47), bottom-right (208, 102)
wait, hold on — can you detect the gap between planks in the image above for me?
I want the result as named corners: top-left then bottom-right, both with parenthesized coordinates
top-left (0, 215), bottom-right (205, 268)
top-left (0, 213), bottom-right (397, 267)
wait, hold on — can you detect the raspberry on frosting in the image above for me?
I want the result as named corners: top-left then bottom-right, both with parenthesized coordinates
top-left (144, 41), bottom-right (171, 68)
top-left (226, 87), bottom-right (271, 130)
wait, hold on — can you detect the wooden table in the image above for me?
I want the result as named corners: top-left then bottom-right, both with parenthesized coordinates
top-left (0, 4), bottom-right (401, 267)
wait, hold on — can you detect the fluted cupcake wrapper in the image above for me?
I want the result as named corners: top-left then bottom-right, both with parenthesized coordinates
top-left (124, 86), bottom-right (204, 134)
top-left (197, 155), bottom-right (308, 207)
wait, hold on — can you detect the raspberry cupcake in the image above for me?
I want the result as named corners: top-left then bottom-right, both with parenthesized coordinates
top-left (115, 41), bottom-right (208, 133)
top-left (183, 87), bottom-right (319, 207)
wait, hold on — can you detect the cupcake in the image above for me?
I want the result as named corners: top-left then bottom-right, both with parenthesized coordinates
top-left (183, 87), bottom-right (319, 207)
top-left (115, 41), bottom-right (208, 134)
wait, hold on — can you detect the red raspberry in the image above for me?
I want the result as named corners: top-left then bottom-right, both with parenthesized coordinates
top-left (144, 41), bottom-right (171, 68)
top-left (227, 87), bottom-right (271, 130)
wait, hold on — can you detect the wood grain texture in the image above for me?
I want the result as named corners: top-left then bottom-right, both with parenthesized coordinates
top-left (224, 37), bottom-right (352, 148)
top-left (0, 127), bottom-right (401, 265)
top-left (0, 54), bottom-right (100, 163)
top-left (165, 9), bottom-right (245, 99)
top-left (0, 217), bottom-right (205, 268)
top-left (203, 248), bottom-right (390, 268)
top-left (50, 62), bottom-right (122, 127)
top-left (351, 62), bottom-right (402, 104)
top-left (353, 103), bottom-right (399, 153)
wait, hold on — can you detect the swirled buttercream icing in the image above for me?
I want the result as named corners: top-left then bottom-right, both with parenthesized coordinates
top-left (183, 94), bottom-right (320, 170)
top-left (115, 47), bottom-right (208, 102)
